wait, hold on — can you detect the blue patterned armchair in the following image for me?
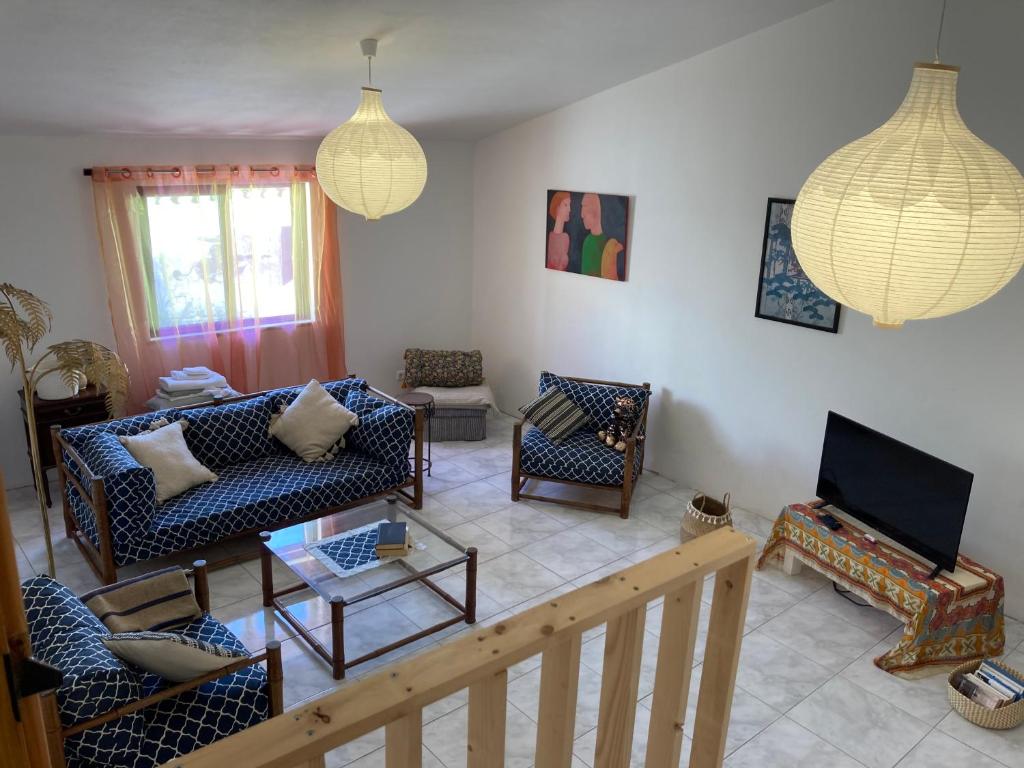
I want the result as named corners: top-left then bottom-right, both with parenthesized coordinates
top-left (23, 562), bottom-right (282, 768)
top-left (512, 372), bottom-right (651, 518)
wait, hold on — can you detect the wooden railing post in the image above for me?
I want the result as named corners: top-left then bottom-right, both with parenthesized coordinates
top-left (594, 606), bottom-right (645, 768)
top-left (159, 529), bottom-right (756, 768)
top-left (534, 634), bottom-right (582, 768)
top-left (385, 709), bottom-right (422, 768)
top-left (688, 553), bottom-right (754, 768)
top-left (468, 669), bottom-right (507, 767)
top-left (645, 580), bottom-right (704, 767)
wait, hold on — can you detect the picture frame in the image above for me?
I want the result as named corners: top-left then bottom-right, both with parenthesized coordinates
top-left (755, 197), bottom-right (840, 333)
top-left (545, 189), bottom-right (629, 281)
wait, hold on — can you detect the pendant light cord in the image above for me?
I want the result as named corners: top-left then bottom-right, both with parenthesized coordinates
top-left (934, 0), bottom-right (948, 63)
top-left (367, 55), bottom-right (373, 86)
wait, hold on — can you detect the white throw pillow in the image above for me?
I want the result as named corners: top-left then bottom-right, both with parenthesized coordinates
top-left (118, 420), bottom-right (217, 503)
top-left (103, 631), bottom-right (247, 682)
top-left (269, 379), bottom-right (359, 462)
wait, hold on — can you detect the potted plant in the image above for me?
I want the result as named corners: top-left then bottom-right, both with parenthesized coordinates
top-left (0, 283), bottom-right (128, 576)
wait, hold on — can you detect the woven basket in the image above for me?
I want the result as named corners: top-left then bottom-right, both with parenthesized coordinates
top-left (682, 492), bottom-right (732, 539)
top-left (947, 658), bottom-right (1024, 730)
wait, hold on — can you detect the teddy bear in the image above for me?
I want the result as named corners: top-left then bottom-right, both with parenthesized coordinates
top-left (597, 395), bottom-right (644, 452)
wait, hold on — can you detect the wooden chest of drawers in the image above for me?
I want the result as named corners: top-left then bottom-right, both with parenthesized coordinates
top-left (19, 385), bottom-right (110, 506)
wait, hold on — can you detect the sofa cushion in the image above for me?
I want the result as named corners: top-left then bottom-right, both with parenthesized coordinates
top-left (268, 380), bottom-right (359, 462)
top-left (119, 421), bottom-right (218, 504)
top-left (22, 577), bottom-right (144, 767)
top-left (104, 630), bottom-right (247, 682)
top-left (402, 348), bottom-right (484, 388)
top-left (136, 453), bottom-right (408, 562)
top-left (128, 615), bottom-right (266, 767)
top-left (62, 408), bottom-right (183, 450)
top-left (267, 377), bottom-right (367, 411)
top-left (65, 431), bottom-right (157, 552)
top-left (345, 391), bottom-right (414, 468)
top-left (519, 388), bottom-right (590, 444)
top-left (182, 396), bottom-right (276, 470)
top-left (519, 426), bottom-right (642, 486)
top-left (538, 371), bottom-right (649, 428)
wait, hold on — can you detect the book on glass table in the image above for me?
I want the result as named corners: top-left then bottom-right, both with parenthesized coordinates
top-left (375, 522), bottom-right (410, 557)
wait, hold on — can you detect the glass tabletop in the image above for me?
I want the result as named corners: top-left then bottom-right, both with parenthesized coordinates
top-left (262, 499), bottom-right (469, 605)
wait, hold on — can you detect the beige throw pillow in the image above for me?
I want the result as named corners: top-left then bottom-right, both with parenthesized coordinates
top-left (103, 631), bottom-right (247, 682)
top-left (269, 379), bottom-right (359, 462)
top-left (118, 420), bottom-right (217, 503)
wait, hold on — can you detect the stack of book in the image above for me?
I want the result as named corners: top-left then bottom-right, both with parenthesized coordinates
top-left (375, 521), bottom-right (411, 558)
top-left (952, 660), bottom-right (1024, 709)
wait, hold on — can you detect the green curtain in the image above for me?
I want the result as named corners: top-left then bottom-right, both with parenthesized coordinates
top-left (291, 181), bottom-right (312, 321)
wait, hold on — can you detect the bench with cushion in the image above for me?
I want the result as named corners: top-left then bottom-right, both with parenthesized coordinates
top-left (54, 378), bottom-right (423, 583)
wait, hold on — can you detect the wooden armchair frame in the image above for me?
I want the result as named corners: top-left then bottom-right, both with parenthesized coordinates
top-left (51, 376), bottom-right (424, 584)
top-left (512, 374), bottom-right (651, 519)
top-left (39, 560), bottom-right (284, 768)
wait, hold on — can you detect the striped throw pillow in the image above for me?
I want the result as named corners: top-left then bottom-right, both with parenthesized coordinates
top-left (103, 631), bottom-right (247, 682)
top-left (81, 566), bottom-right (201, 633)
top-left (519, 388), bottom-right (590, 443)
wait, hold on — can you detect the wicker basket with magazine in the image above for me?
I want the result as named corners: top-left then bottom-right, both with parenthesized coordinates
top-left (947, 658), bottom-right (1024, 730)
top-left (682, 492), bottom-right (732, 539)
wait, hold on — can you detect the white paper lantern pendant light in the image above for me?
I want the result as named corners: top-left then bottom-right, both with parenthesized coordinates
top-left (791, 1), bottom-right (1024, 328)
top-left (316, 38), bottom-right (428, 221)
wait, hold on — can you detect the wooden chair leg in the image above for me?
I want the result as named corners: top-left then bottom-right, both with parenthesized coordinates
top-left (191, 559), bottom-right (210, 613)
top-left (42, 692), bottom-right (66, 768)
top-left (266, 640), bottom-right (284, 717)
top-left (511, 421), bottom-right (523, 502)
top-left (620, 440), bottom-right (636, 519)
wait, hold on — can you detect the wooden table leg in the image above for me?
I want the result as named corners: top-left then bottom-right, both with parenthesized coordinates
top-left (466, 547), bottom-right (478, 624)
top-left (259, 532), bottom-right (274, 607)
top-left (331, 595), bottom-right (346, 679)
top-left (782, 548), bottom-right (802, 575)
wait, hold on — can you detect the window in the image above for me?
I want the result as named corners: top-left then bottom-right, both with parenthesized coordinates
top-left (137, 182), bottom-right (315, 338)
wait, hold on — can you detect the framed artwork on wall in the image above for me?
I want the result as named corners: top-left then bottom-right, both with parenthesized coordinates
top-left (755, 197), bottom-right (841, 333)
top-left (546, 189), bottom-right (629, 281)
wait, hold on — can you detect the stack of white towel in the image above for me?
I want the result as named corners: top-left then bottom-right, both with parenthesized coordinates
top-left (147, 366), bottom-right (240, 410)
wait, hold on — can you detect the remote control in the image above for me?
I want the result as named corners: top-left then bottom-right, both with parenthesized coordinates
top-left (817, 512), bottom-right (843, 531)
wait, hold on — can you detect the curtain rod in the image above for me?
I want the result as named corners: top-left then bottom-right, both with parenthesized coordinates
top-left (82, 164), bottom-right (315, 177)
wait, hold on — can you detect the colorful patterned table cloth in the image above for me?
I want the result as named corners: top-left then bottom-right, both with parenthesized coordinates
top-left (757, 502), bottom-right (1005, 676)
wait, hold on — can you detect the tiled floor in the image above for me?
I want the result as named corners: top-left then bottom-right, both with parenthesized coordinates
top-left (9, 413), bottom-right (1024, 768)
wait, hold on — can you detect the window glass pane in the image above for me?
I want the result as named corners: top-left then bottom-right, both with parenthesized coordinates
top-left (231, 185), bottom-right (313, 325)
top-left (142, 181), bottom-right (315, 336)
top-left (145, 192), bottom-right (226, 330)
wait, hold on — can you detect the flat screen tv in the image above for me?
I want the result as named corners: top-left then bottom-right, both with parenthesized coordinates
top-left (815, 411), bottom-right (973, 575)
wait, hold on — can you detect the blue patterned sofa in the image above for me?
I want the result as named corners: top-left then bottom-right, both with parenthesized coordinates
top-left (23, 563), bottom-right (281, 768)
top-left (512, 372), bottom-right (651, 518)
top-left (53, 377), bottom-right (424, 584)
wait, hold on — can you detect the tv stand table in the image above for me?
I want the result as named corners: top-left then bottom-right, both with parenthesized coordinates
top-left (757, 502), bottom-right (1005, 677)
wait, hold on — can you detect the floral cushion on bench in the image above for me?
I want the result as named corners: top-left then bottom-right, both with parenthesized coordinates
top-left (402, 348), bottom-right (483, 388)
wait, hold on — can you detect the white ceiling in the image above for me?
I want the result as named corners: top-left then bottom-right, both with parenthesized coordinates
top-left (0, 0), bottom-right (829, 140)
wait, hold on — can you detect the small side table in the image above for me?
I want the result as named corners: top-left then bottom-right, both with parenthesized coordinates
top-left (397, 392), bottom-right (434, 477)
top-left (19, 386), bottom-right (109, 507)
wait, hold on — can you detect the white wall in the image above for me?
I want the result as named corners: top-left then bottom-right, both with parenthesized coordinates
top-left (0, 134), bottom-right (473, 488)
top-left (471, 0), bottom-right (1024, 616)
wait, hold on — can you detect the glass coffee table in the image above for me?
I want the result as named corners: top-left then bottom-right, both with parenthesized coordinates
top-left (259, 502), bottom-right (477, 679)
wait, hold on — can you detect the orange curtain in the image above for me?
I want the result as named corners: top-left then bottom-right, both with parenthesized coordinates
top-left (90, 165), bottom-right (346, 412)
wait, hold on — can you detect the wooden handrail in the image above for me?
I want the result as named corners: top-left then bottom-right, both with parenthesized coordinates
top-left (165, 527), bottom-right (756, 768)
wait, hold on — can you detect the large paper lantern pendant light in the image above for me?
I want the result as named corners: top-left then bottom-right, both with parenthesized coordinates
top-left (316, 39), bottom-right (427, 221)
top-left (791, 3), bottom-right (1024, 328)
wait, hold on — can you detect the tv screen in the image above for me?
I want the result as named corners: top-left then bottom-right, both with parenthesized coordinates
top-left (815, 411), bottom-right (973, 573)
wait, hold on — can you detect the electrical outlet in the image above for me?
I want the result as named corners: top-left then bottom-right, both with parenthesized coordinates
top-left (396, 368), bottom-right (405, 383)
